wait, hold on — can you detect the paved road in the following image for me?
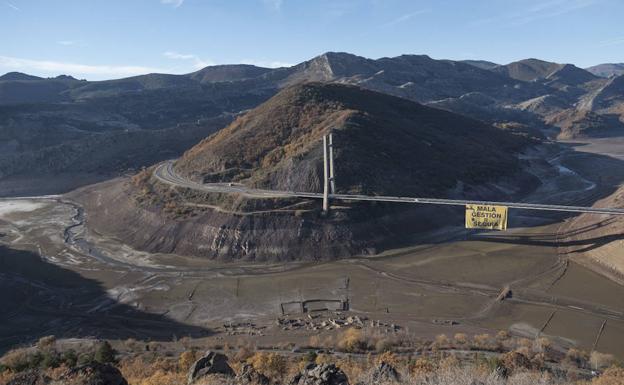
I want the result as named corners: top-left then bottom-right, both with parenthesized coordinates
top-left (154, 161), bottom-right (624, 216)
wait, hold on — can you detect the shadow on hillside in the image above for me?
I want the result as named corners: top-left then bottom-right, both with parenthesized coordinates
top-left (508, 218), bottom-right (617, 239)
top-left (466, 145), bottom-right (624, 252)
top-left (378, 145), bottom-right (624, 256)
top-left (0, 245), bottom-right (209, 355)
top-left (470, 218), bottom-right (623, 254)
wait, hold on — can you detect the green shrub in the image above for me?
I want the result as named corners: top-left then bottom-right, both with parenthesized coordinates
top-left (303, 351), bottom-right (317, 363)
top-left (29, 351), bottom-right (44, 369)
top-left (485, 356), bottom-right (504, 373)
top-left (77, 352), bottom-right (95, 366)
top-left (94, 341), bottom-right (115, 364)
top-left (40, 350), bottom-right (60, 369)
top-left (61, 349), bottom-right (78, 367)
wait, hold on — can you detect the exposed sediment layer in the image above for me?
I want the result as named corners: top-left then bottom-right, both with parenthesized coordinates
top-left (71, 165), bottom-right (538, 262)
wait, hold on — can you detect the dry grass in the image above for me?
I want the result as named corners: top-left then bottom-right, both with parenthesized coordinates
top-left (247, 352), bottom-right (288, 382)
top-left (193, 374), bottom-right (238, 385)
top-left (118, 355), bottom-right (183, 385)
top-left (2, 336), bottom-right (623, 385)
top-left (589, 352), bottom-right (616, 371)
top-left (410, 357), bottom-right (437, 378)
top-left (0, 348), bottom-right (31, 370)
top-left (566, 348), bottom-right (590, 368)
top-left (111, 355), bottom-right (624, 385)
top-left (587, 366), bottom-right (624, 385)
top-left (0, 369), bottom-right (16, 384)
top-left (454, 333), bottom-right (468, 346)
top-left (179, 350), bottom-right (200, 372)
top-left (233, 345), bottom-right (255, 363)
top-left (377, 351), bottom-right (400, 367)
top-left (337, 328), bottom-right (369, 352)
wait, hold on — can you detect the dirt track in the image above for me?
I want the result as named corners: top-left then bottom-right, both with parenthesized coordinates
top-left (2, 140), bottom-right (624, 357)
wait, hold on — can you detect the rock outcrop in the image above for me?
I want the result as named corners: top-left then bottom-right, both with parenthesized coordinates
top-left (58, 363), bottom-right (128, 385)
top-left (371, 362), bottom-right (400, 383)
top-left (236, 363), bottom-right (270, 385)
top-left (289, 363), bottom-right (349, 385)
top-left (187, 351), bottom-right (235, 384)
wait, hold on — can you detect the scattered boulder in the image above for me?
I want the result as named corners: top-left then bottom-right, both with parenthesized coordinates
top-left (289, 363), bottom-right (349, 385)
top-left (187, 351), bottom-right (235, 384)
top-left (58, 362), bottom-right (128, 385)
top-left (371, 362), bottom-right (400, 383)
top-left (236, 363), bottom-right (270, 385)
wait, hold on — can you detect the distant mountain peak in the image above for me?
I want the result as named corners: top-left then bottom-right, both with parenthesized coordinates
top-left (319, 51), bottom-right (360, 60)
top-left (0, 72), bottom-right (43, 81)
top-left (494, 59), bottom-right (564, 82)
top-left (492, 58), bottom-right (596, 86)
top-left (313, 51), bottom-right (370, 76)
top-left (461, 60), bottom-right (500, 70)
top-left (188, 64), bottom-right (274, 83)
top-left (55, 74), bottom-right (79, 81)
top-left (395, 53), bottom-right (433, 60)
top-left (545, 63), bottom-right (597, 84)
top-left (286, 52), bottom-right (375, 83)
top-left (586, 63), bottom-right (624, 78)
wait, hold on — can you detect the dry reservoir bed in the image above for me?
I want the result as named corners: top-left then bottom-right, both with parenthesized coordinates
top-left (2, 140), bottom-right (624, 357)
top-left (2, 196), bottom-right (624, 357)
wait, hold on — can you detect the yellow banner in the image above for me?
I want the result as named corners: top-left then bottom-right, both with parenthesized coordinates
top-left (465, 204), bottom-right (508, 230)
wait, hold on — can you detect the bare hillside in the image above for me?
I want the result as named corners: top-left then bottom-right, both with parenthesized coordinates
top-left (176, 83), bottom-right (530, 197)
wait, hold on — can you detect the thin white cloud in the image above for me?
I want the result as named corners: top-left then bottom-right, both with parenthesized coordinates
top-left (323, 1), bottom-right (357, 19)
top-left (164, 51), bottom-right (195, 60)
top-left (57, 40), bottom-right (77, 46)
top-left (240, 59), bottom-right (293, 68)
top-left (163, 51), bottom-right (214, 69)
top-left (161, 0), bottom-right (184, 8)
top-left (5, 1), bottom-right (19, 11)
top-left (512, 0), bottom-right (599, 25)
top-left (471, 0), bottom-right (600, 27)
top-left (599, 36), bottom-right (624, 47)
top-left (0, 55), bottom-right (166, 79)
top-left (380, 9), bottom-right (429, 28)
top-left (263, 0), bottom-right (283, 11)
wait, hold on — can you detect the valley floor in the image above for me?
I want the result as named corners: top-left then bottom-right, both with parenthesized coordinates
top-left (2, 139), bottom-right (624, 361)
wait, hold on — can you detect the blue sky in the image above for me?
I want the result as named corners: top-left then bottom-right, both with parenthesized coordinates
top-left (1, 0), bottom-right (622, 80)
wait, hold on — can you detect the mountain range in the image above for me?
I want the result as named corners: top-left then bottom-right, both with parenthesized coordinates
top-left (1, 52), bottom-right (624, 194)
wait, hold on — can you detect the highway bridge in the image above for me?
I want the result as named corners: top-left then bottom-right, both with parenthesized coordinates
top-left (154, 160), bottom-right (624, 216)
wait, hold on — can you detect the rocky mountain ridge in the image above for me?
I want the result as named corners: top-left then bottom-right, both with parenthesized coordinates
top-left (2, 52), bottom-right (624, 194)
